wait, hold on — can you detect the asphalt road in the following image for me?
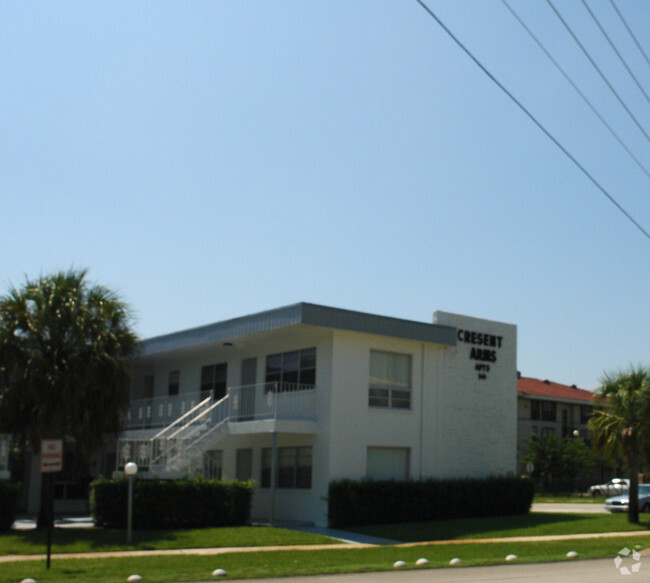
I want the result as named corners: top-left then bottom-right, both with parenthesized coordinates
top-left (228, 557), bottom-right (639, 583)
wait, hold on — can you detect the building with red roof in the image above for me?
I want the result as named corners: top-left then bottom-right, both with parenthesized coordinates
top-left (517, 375), bottom-right (595, 472)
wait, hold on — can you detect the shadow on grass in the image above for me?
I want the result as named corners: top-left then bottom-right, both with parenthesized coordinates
top-left (5, 527), bottom-right (186, 552)
top-left (346, 512), bottom-right (650, 543)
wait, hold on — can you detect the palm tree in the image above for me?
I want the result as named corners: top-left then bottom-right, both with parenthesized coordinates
top-left (589, 366), bottom-right (650, 524)
top-left (0, 269), bottom-right (138, 527)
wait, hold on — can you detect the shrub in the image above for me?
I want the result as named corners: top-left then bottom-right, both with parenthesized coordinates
top-left (91, 476), bottom-right (254, 529)
top-left (0, 481), bottom-right (21, 531)
top-left (328, 475), bottom-right (534, 528)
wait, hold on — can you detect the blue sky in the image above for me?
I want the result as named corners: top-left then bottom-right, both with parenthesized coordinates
top-left (2, 1), bottom-right (649, 391)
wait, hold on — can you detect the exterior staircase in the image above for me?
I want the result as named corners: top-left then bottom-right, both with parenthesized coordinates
top-left (117, 383), bottom-right (317, 478)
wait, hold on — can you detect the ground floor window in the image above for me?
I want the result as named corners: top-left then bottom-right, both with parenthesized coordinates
top-left (0, 435), bottom-right (10, 473)
top-left (261, 446), bottom-right (312, 489)
top-left (236, 448), bottom-right (253, 481)
top-left (366, 447), bottom-right (410, 481)
top-left (203, 450), bottom-right (223, 480)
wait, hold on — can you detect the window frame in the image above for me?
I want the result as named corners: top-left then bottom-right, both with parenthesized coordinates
top-left (168, 370), bottom-right (180, 397)
top-left (261, 446), bottom-right (312, 489)
top-left (265, 348), bottom-right (316, 392)
top-left (368, 350), bottom-right (412, 410)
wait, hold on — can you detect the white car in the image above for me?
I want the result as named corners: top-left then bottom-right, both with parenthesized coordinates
top-left (588, 478), bottom-right (629, 497)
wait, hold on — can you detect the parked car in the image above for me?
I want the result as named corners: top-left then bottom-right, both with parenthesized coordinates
top-left (588, 478), bottom-right (629, 497)
top-left (605, 484), bottom-right (650, 513)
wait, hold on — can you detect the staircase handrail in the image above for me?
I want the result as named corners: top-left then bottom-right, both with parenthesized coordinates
top-left (164, 415), bottom-right (230, 470)
top-left (150, 395), bottom-right (231, 468)
top-left (151, 396), bottom-right (212, 440)
top-left (165, 394), bottom-right (229, 441)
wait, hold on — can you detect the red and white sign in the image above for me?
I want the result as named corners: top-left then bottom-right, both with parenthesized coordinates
top-left (40, 439), bottom-right (63, 473)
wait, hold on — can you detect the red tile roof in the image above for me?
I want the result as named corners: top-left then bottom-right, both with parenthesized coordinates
top-left (517, 376), bottom-right (595, 402)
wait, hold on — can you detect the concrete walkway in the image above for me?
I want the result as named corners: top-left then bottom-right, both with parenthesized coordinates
top-left (4, 525), bottom-right (650, 564)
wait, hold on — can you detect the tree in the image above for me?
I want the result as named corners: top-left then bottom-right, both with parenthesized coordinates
top-left (589, 366), bottom-right (650, 524)
top-left (0, 269), bottom-right (138, 527)
top-left (523, 433), bottom-right (594, 493)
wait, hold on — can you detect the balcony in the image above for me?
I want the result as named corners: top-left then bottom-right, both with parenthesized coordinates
top-left (119, 383), bottom-right (317, 474)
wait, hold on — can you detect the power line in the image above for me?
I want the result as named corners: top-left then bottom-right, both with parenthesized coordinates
top-left (546, 0), bottom-right (650, 142)
top-left (580, 0), bottom-right (650, 106)
top-left (413, 0), bottom-right (650, 241)
top-left (501, 0), bottom-right (650, 181)
top-left (609, 0), bottom-right (650, 71)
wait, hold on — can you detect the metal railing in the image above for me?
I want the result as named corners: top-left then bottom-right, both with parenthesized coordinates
top-left (118, 383), bottom-right (317, 475)
top-left (125, 392), bottom-right (206, 430)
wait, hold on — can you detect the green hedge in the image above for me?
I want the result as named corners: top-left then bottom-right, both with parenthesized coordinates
top-left (91, 476), bottom-right (255, 529)
top-left (328, 476), bottom-right (534, 528)
top-left (0, 481), bottom-right (21, 532)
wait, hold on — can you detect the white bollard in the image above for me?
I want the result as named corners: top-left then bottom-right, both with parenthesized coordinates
top-left (505, 554), bottom-right (517, 562)
top-left (449, 558), bottom-right (462, 566)
top-left (393, 560), bottom-right (406, 568)
top-left (212, 568), bottom-right (227, 577)
top-left (416, 558), bottom-right (429, 566)
top-left (566, 551), bottom-right (578, 558)
top-left (127, 576), bottom-right (142, 582)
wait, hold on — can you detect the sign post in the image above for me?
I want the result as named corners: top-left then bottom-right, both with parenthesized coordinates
top-left (40, 439), bottom-right (63, 569)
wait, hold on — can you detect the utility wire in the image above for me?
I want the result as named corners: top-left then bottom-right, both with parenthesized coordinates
top-left (546, 0), bottom-right (650, 142)
top-left (609, 0), bottom-right (650, 71)
top-left (501, 0), bottom-right (650, 181)
top-left (580, 0), bottom-right (650, 106)
top-left (413, 0), bottom-right (650, 241)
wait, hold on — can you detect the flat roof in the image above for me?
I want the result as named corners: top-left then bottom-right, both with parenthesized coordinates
top-left (140, 302), bottom-right (457, 356)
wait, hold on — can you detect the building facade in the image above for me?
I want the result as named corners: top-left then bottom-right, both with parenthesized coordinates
top-left (117, 303), bottom-right (517, 526)
top-left (516, 375), bottom-right (595, 473)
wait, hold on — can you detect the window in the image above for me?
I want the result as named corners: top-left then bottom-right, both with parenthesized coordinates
top-left (203, 450), bottom-right (223, 480)
top-left (261, 446), bottom-right (312, 489)
top-left (531, 400), bottom-right (540, 420)
top-left (201, 363), bottom-right (227, 400)
top-left (168, 371), bottom-right (180, 397)
top-left (265, 348), bottom-right (316, 391)
top-left (236, 448), bottom-right (253, 481)
top-left (366, 447), bottom-right (410, 480)
top-left (0, 435), bottom-right (10, 473)
top-left (541, 401), bottom-right (556, 422)
top-left (580, 405), bottom-right (592, 424)
top-left (541, 427), bottom-right (556, 437)
top-left (368, 351), bottom-right (411, 409)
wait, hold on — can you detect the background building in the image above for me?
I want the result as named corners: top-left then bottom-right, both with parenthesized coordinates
top-left (517, 375), bottom-right (595, 473)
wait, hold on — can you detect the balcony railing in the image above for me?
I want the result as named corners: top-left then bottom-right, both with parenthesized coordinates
top-left (125, 392), bottom-right (205, 430)
top-left (119, 383), bottom-right (317, 472)
top-left (229, 382), bottom-right (317, 422)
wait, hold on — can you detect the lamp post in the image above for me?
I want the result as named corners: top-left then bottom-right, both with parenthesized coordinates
top-left (125, 461), bottom-right (138, 544)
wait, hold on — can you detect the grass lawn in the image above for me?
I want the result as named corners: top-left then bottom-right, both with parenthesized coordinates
top-left (3, 512), bottom-right (650, 582)
top-left (0, 526), bottom-right (336, 556)
top-left (348, 512), bottom-right (650, 542)
top-left (3, 535), bottom-right (650, 582)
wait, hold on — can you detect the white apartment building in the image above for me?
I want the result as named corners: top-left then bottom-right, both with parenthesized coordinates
top-left (117, 303), bottom-right (517, 526)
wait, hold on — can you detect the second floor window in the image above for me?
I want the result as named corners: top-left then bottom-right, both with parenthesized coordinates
top-left (369, 350), bottom-right (411, 409)
top-left (201, 363), bottom-right (227, 400)
top-left (541, 401), bottom-right (556, 422)
top-left (168, 371), bottom-right (180, 396)
top-left (266, 348), bottom-right (316, 391)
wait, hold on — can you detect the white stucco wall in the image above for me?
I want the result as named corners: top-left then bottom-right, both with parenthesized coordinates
top-left (122, 309), bottom-right (517, 527)
top-left (432, 311), bottom-right (517, 477)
